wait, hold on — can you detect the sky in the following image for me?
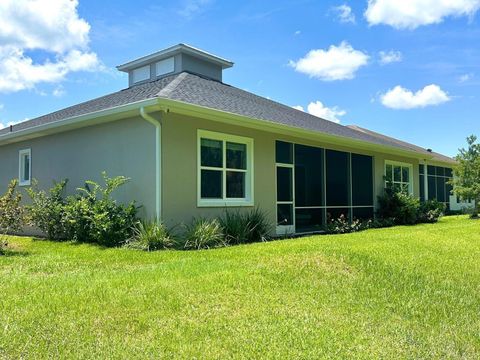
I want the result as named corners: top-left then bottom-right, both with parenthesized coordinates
top-left (0, 0), bottom-right (479, 157)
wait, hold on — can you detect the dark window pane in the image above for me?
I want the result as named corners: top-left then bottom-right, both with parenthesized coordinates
top-left (427, 165), bottom-right (436, 176)
top-left (326, 150), bottom-right (349, 206)
top-left (445, 182), bottom-right (453, 199)
top-left (24, 155), bottom-right (30, 181)
top-left (393, 166), bottom-right (401, 182)
top-left (201, 138), bottom-right (223, 167)
top-left (445, 168), bottom-right (453, 177)
top-left (277, 167), bottom-right (293, 202)
top-left (436, 177), bottom-right (446, 202)
top-left (201, 170), bottom-right (222, 198)
top-left (385, 164), bottom-right (393, 182)
top-left (295, 144), bottom-right (324, 207)
top-left (352, 154), bottom-right (373, 206)
top-left (226, 171), bottom-right (245, 198)
top-left (226, 142), bottom-right (246, 169)
top-left (402, 167), bottom-right (410, 183)
top-left (276, 141), bottom-right (293, 164)
top-left (419, 174), bottom-right (425, 202)
top-left (436, 166), bottom-right (445, 177)
top-left (277, 204), bottom-right (293, 226)
top-left (295, 208), bottom-right (324, 233)
top-left (419, 164), bottom-right (425, 175)
top-left (326, 208), bottom-right (349, 222)
top-left (428, 175), bottom-right (436, 200)
top-left (353, 207), bottom-right (374, 221)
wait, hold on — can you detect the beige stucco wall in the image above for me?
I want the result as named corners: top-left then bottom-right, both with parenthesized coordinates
top-left (0, 110), bottom-right (426, 233)
top-left (161, 112), bottom-right (423, 229)
top-left (0, 117), bottom-right (157, 219)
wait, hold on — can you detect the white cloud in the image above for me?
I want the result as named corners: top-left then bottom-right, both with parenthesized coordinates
top-left (380, 84), bottom-right (450, 109)
top-left (365, 0), bottom-right (480, 29)
top-left (332, 4), bottom-right (356, 23)
top-left (379, 50), bottom-right (402, 64)
top-left (289, 41), bottom-right (369, 81)
top-left (458, 73), bottom-right (474, 82)
top-left (53, 85), bottom-right (66, 97)
top-left (292, 101), bottom-right (346, 123)
top-left (178, 0), bottom-right (213, 18)
top-left (0, 0), bottom-right (102, 93)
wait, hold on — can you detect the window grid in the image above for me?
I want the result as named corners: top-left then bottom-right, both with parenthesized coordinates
top-left (385, 161), bottom-right (413, 194)
top-left (198, 130), bottom-right (253, 207)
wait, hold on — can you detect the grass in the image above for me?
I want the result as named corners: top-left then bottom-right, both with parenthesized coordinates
top-left (0, 216), bottom-right (479, 359)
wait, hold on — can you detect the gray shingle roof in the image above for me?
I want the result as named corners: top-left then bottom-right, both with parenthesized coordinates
top-left (0, 72), bottom-right (449, 161)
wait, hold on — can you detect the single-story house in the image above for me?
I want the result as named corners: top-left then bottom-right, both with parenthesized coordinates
top-left (0, 44), bottom-right (473, 235)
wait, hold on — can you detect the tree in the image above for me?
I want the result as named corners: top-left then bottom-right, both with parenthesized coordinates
top-left (451, 135), bottom-right (480, 217)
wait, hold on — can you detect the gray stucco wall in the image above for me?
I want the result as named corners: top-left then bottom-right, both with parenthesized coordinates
top-left (0, 117), bottom-right (157, 219)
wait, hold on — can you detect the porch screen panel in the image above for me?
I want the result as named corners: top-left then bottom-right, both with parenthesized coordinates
top-left (351, 154), bottom-right (373, 206)
top-left (294, 144), bottom-right (324, 233)
top-left (326, 150), bottom-right (349, 206)
top-left (294, 144), bottom-right (324, 207)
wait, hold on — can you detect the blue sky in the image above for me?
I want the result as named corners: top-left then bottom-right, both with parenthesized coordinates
top-left (0, 0), bottom-right (479, 156)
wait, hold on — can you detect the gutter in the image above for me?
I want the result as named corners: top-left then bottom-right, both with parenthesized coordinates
top-left (139, 107), bottom-right (162, 222)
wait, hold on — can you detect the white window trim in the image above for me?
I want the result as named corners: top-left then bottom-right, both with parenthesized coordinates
top-left (18, 148), bottom-right (31, 187)
top-left (385, 160), bottom-right (413, 195)
top-left (197, 130), bottom-right (254, 207)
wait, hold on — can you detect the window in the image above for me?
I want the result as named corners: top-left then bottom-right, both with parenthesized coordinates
top-left (19, 148), bottom-right (31, 186)
top-left (198, 130), bottom-right (253, 206)
top-left (156, 57), bottom-right (175, 77)
top-left (385, 161), bottom-right (412, 194)
top-left (132, 65), bottom-right (150, 83)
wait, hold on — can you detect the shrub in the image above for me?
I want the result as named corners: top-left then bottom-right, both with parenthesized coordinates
top-left (219, 208), bottom-right (270, 245)
top-left (26, 179), bottom-right (68, 240)
top-left (126, 220), bottom-right (176, 251)
top-left (0, 179), bottom-right (24, 236)
top-left (377, 187), bottom-right (420, 225)
top-left (418, 200), bottom-right (445, 223)
top-left (325, 214), bottom-right (369, 234)
top-left (182, 218), bottom-right (225, 250)
top-left (63, 172), bottom-right (138, 247)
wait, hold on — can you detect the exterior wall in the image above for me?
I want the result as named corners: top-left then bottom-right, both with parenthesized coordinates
top-left (0, 117), bottom-right (157, 219)
top-left (180, 54), bottom-right (223, 81)
top-left (161, 112), bottom-right (423, 229)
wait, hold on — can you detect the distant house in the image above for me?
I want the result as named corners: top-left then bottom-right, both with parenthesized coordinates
top-left (0, 44), bottom-right (473, 235)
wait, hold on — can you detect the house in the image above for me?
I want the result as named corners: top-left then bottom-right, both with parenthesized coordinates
top-left (0, 44), bottom-right (473, 235)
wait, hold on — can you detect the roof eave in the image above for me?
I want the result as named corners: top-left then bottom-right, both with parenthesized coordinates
top-left (0, 98), bottom-right (159, 146)
top-left (117, 44), bottom-right (233, 72)
top-left (157, 97), bottom-right (443, 162)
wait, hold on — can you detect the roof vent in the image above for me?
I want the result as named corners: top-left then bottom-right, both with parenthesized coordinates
top-left (116, 43), bottom-right (233, 86)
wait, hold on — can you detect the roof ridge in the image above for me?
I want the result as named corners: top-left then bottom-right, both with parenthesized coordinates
top-left (156, 72), bottom-right (189, 98)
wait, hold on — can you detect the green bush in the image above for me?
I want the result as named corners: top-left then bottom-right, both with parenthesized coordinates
top-left (219, 208), bottom-right (270, 245)
top-left (418, 200), bottom-right (445, 223)
top-left (26, 179), bottom-right (68, 240)
top-left (0, 180), bottom-right (24, 254)
top-left (182, 218), bottom-right (225, 250)
top-left (126, 220), bottom-right (176, 251)
top-left (63, 173), bottom-right (138, 247)
top-left (377, 187), bottom-right (420, 225)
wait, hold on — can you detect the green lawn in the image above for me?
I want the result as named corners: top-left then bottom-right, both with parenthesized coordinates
top-left (1, 216), bottom-right (479, 359)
